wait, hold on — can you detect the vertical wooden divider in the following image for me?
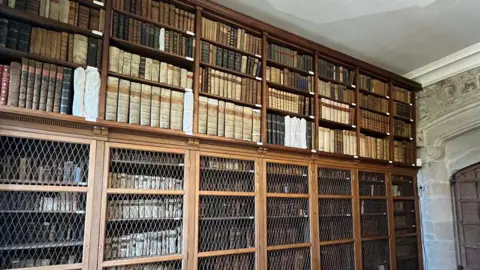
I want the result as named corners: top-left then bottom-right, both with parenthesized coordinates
top-left (261, 33), bottom-right (268, 144)
top-left (310, 163), bottom-right (320, 269)
top-left (355, 69), bottom-right (361, 158)
top-left (414, 174), bottom-right (424, 270)
top-left (411, 91), bottom-right (417, 166)
top-left (386, 172), bottom-right (397, 269)
top-left (313, 54), bottom-right (319, 151)
top-left (388, 81), bottom-right (394, 163)
top-left (81, 140), bottom-right (97, 269)
top-left (260, 159), bottom-right (268, 270)
top-left (352, 168), bottom-right (362, 270)
top-left (255, 157), bottom-right (265, 270)
top-left (98, 0), bottom-right (112, 120)
top-left (186, 149), bottom-right (198, 270)
top-left (192, 7), bottom-right (203, 134)
top-left (192, 151), bottom-right (200, 269)
top-left (96, 142), bottom-right (112, 268)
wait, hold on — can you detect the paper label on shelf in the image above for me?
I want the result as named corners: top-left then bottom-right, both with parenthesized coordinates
top-left (409, 103), bottom-right (413, 106)
top-left (309, 92), bottom-right (314, 95)
top-left (351, 103), bottom-right (356, 106)
top-left (354, 155), bottom-right (359, 159)
top-left (352, 125), bottom-right (356, 128)
top-left (386, 95), bottom-right (390, 99)
top-left (255, 77), bottom-right (262, 81)
top-left (255, 104), bottom-right (262, 108)
top-left (186, 57), bottom-right (194, 61)
top-left (85, 117), bottom-right (97, 122)
top-left (255, 54), bottom-right (262, 58)
top-left (386, 132), bottom-right (390, 135)
top-left (311, 149), bottom-right (317, 153)
top-left (257, 142), bottom-right (263, 146)
top-left (351, 85), bottom-right (356, 88)
top-left (186, 31), bottom-right (195, 36)
top-left (309, 115), bottom-right (314, 119)
top-left (389, 160), bottom-right (393, 164)
top-left (386, 112), bottom-right (390, 115)
top-left (93, 0), bottom-right (104, 6)
top-left (92, 30), bottom-right (103, 36)
top-left (410, 119), bottom-right (414, 122)
top-left (308, 71), bottom-right (314, 75)
top-left (410, 137), bottom-right (413, 141)
top-left (184, 88), bottom-right (193, 92)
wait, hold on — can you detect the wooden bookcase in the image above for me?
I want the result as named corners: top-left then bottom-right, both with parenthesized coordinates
top-left (0, 0), bottom-right (423, 269)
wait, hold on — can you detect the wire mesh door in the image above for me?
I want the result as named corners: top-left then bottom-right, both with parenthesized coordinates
top-left (317, 167), bottom-right (355, 269)
top-left (197, 155), bottom-right (257, 270)
top-left (100, 145), bottom-right (186, 269)
top-left (265, 161), bottom-right (311, 270)
top-left (395, 236), bottom-right (418, 270)
top-left (391, 175), bottom-right (417, 235)
top-left (0, 134), bottom-right (92, 269)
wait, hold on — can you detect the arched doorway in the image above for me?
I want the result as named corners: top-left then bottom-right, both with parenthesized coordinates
top-left (452, 163), bottom-right (480, 270)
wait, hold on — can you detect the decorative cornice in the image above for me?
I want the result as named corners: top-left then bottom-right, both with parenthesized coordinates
top-left (404, 42), bottom-right (480, 87)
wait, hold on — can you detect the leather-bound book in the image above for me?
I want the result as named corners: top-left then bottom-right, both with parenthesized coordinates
top-left (60, 32), bottom-right (68, 61)
top-left (151, 1), bottom-right (159, 22)
top-left (108, 47), bottom-right (120, 73)
top-left (112, 12), bottom-right (119, 38)
top-left (40, 29), bottom-right (50, 57)
top-left (25, 60), bottom-right (36, 109)
top-left (122, 15), bottom-right (128, 41)
top-left (243, 106), bottom-right (253, 141)
top-left (87, 37), bottom-right (98, 67)
top-left (217, 100), bottom-right (225, 137)
top-left (31, 61), bottom-right (42, 109)
top-left (58, 0), bottom-right (69, 23)
top-left (186, 72), bottom-right (193, 89)
top-left (139, 57), bottom-right (146, 78)
top-left (121, 51), bottom-right (131, 75)
top-left (7, 62), bottom-right (21, 107)
top-left (144, 58), bottom-right (152, 80)
top-left (17, 23), bottom-right (30, 52)
top-left (77, 5), bottom-right (90, 30)
top-left (159, 62), bottom-right (167, 83)
top-left (48, 0), bottom-right (60, 21)
top-left (96, 39), bottom-right (102, 69)
top-left (170, 90), bottom-right (183, 130)
top-left (0, 65), bottom-right (10, 105)
top-left (140, 84), bottom-right (152, 126)
top-left (67, 1), bottom-right (76, 25)
top-left (150, 86), bottom-right (161, 127)
top-left (117, 79), bottom-right (130, 122)
top-left (206, 98), bottom-right (218, 135)
top-left (128, 18), bottom-right (134, 42)
top-left (224, 102), bottom-right (235, 138)
top-left (130, 54), bottom-right (140, 77)
top-left (52, 66), bottom-right (64, 113)
top-left (38, 63), bottom-right (50, 111)
top-left (18, 58), bottom-right (29, 108)
top-left (172, 66), bottom-right (180, 86)
top-left (151, 60), bottom-right (160, 82)
top-left (252, 109), bottom-right (261, 142)
top-left (148, 26), bottom-right (155, 48)
top-left (89, 9), bottom-right (100, 31)
top-left (128, 82), bottom-right (141, 125)
top-left (159, 88), bottom-right (171, 129)
top-left (59, 67), bottom-right (72, 114)
top-left (26, 0), bottom-right (40, 13)
top-left (67, 33), bottom-right (74, 62)
top-left (0, 17), bottom-right (8, 47)
top-left (6, 20), bottom-right (19, 49)
top-left (166, 64), bottom-right (174, 85)
top-left (234, 104), bottom-right (243, 140)
top-left (73, 34), bottom-right (88, 65)
top-left (45, 64), bottom-right (57, 112)
top-left (105, 76), bottom-right (119, 121)
top-left (49, 31), bottom-right (58, 59)
top-left (198, 96), bottom-right (208, 134)
top-left (14, 0), bottom-right (26, 10)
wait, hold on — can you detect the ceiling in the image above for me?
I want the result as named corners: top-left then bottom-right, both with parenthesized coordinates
top-left (212, 0), bottom-right (480, 75)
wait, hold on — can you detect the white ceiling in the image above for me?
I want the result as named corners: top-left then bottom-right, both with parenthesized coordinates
top-left (213, 0), bottom-right (480, 75)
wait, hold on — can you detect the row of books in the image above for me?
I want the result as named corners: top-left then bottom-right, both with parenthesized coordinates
top-left (267, 43), bottom-right (313, 72)
top-left (107, 197), bottom-right (183, 219)
top-left (359, 135), bottom-right (389, 160)
top-left (198, 97), bottom-right (261, 142)
top-left (108, 47), bottom-right (193, 87)
top-left (4, 256), bottom-right (78, 269)
top-left (318, 127), bottom-right (357, 156)
top-left (360, 200), bottom-right (387, 214)
top-left (112, 0), bottom-right (195, 33)
top-left (267, 201), bottom-right (307, 217)
top-left (318, 59), bottom-right (355, 86)
top-left (267, 223), bottom-right (309, 246)
top-left (394, 119), bottom-right (411, 138)
top-left (319, 219), bottom-right (352, 242)
top-left (8, 0), bottom-right (105, 33)
top-left (200, 157), bottom-right (254, 171)
top-left (394, 201), bottom-right (412, 212)
top-left (391, 184), bottom-right (409, 197)
top-left (0, 16), bottom-right (30, 52)
top-left (267, 114), bottom-right (313, 149)
top-left (359, 172), bottom-right (384, 182)
top-left (267, 181), bottom-right (308, 194)
top-left (361, 217), bottom-right (388, 237)
top-left (267, 164), bottom-right (307, 176)
top-left (318, 168), bottom-right (350, 179)
top-left (110, 150), bottom-right (183, 165)
top-left (2, 192), bottom-right (82, 212)
top-left (0, 60), bottom-right (75, 112)
top-left (266, 66), bottom-right (313, 91)
top-left (361, 110), bottom-right (390, 133)
top-left (199, 198), bottom-right (254, 218)
top-left (394, 141), bottom-right (412, 163)
top-left (392, 86), bottom-right (411, 103)
top-left (361, 93), bottom-right (388, 113)
top-left (108, 173), bottom-right (183, 190)
top-left (360, 181), bottom-right (385, 196)
top-left (201, 41), bottom-right (262, 77)
top-left (318, 80), bottom-right (355, 104)
top-left (199, 67), bottom-right (261, 105)
top-left (2, 220), bottom-right (82, 245)
top-left (199, 225), bottom-right (254, 252)
top-left (112, 12), bottom-right (195, 58)
top-left (359, 74), bottom-right (388, 97)
top-left (104, 228), bottom-right (182, 260)
top-left (199, 175), bottom-right (253, 194)
top-left (319, 199), bottom-right (352, 215)
top-left (105, 76), bottom-right (191, 130)
top-left (268, 250), bottom-right (309, 270)
top-left (201, 17), bottom-right (262, 56)
top-left (394, 102), bottom-right (411, 119)
top-left (268, 88), bottom-right (313, 116)
top-left (320, 98), bottom-right (355, 125)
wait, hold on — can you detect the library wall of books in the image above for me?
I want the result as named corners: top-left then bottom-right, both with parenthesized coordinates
top-left (0, 0), bottom-right (422, 269)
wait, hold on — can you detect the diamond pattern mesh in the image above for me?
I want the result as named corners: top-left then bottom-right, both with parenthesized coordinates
top-left (0, 136), bottom-right (90, 186)
top-left (0, 191), bottom-right (86, 269)
top-left (105, 260), bottom-right (182, 270)
top-left (200, 156), bottom-right (255, 192)
top-left (362, 240), bottom-right (390, 270)
top-left (320, 243), bottom-right (355, 270)
top-left (267, 197), bottom-right (309, 246)
top-left (391, 175), bottom-right (414, 197)
top-left (267, 248), bottom-right (311, 270)
top-left (266, 163), bottom-right (309, 194)
top-left (360, 200), bottom-right (388, 237)
top-left (318, 168), bottom-right (351, 195)
top-left (359, 172), bottom-right (386, 196)
top-left (396, 237), bottom-right (418, 270)
top-left (319, 199), bottom-right (353, 241)
top-left (198, 253), bottom-right (255, 270)
top-left (198, 196), bottom-right (255, 252)
top-left (108, 149), bottom-right (184, 189)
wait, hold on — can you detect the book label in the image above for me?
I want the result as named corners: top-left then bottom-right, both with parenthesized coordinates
top-left (386, 112), bottom-right (390, 115)
top-left (386, 95), bottom-right (390, 99)
top-left (351, 85), bottom-right (356, 88)
top-left (386, 132), bottom-right (390, 135)
top-left (410, 137), bottom-right (413, 140)
top-left (409, 103), bottom-right (413, 106)
top-left (354, 155), bottom-right (358, 159)
top-left (389, 160), bottom-right (393, 164)
top-left (92, 30), bottom-right (103, 36)
top-left (410, 119), bottom-right (414, 122)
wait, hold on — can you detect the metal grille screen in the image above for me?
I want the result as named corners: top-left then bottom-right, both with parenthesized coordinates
top-left (320, 243), bottom-right (355, 269)
top-left (318, 168), bottom-right (351, 195)
top-left (267, 197), bottom-right (310, 246)
top-left (396, 237), bottom-right (418, 270)
top-left (200, 157), bottom-right (255, 192)
top-left (105, 260), bottom-right (182, 270)
top-left (266, 163), bottom-right (309, 194)
top-left (319, 199), bottom-right (353, 241)
top-left (267, 248), bottom-right (311, 270)
top-left (198, 253), bottom-right (255, 270)
top-left (360, 199), bottom-right (388, 237)
top-left (359, 172), bottom-right (386, 196)
top-left (362, 239), bottom-right (390, 270)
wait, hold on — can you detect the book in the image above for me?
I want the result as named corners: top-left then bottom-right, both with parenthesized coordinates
top-left (159, 88), bottom-right (171, 129)
top-left (109, 47), bottom-right (120, 73)
top-left (17, 23), bottom-right (31, 52)
top-left (128, 82), bottom-right (141, 125)
top-left (198, 96), bottom-right (208, 134)
top-left (45, 64), bottom-right (57, 112)
top-left (18, 58), bottom-right (29, 108)
top-left (206, 98), bottom-right (218, 136)
top-left (233, 104), bottom-right (243, 140)
top-left (170, 90), bottom-right (183, 130)
top-left (140, 84), bottom-right (152, 126)
top-left (117, 79), bottom-right (130, 122)
top-left (217, 100), bottom-right (225, 137)
top-left (87, 38), bottom-right (98, 67)
top-left (6, 20), bottom-right (19, 49)
top-left (53, 66), bottom-right (64, 113)
top-left (150, 86), bottom-right (161, 127)
top-left (7, 61), bottom-right (21, 107)
top-left (252, 109), bottom-right (261, 143)
top-left (106, 76), bottom-right (119, 121)
top-left (242, 107), bottom-right (253, 141)
top-left (59, 67), bottom-right (72, 114)
top-left (0, 17), bottom-right (8, 47)
top-left (72, 34), bottom-right (88, 65)
top-left (0, 65), bottom-right (10, 105)
top-left (32, 61), bottom-right (42, 110)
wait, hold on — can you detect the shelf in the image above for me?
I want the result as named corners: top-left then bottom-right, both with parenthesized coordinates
top-left (77, 0), bottom-right (105, 9)
top-left (200, 62), bottom-right (260, 80)
top-left (319, 95), bottom-right (356, 107)
top-left (267, 81), bottom-right (314, 97)
top-left (0, 6), bottom-right (103, 38)
top-left (266, 242), bottom-right (311, 251)
top-left (0, 210), bottom-right (86, 214)
top-left (102, 254), bottom-right (183, 268)
top-left (110, 160), bottom-right (184, 166)
top-left (112, 8), bottom-right (193, 36)
top-left (198, 191), bottom-right (256, 197)
top-left (0, 241), bottom-right (83, 251)
top-left (99, 119), bottom-right (187, 138)
top-left (360, 128), bottom-right (389, 138)
top-left (395, 233), bottom-right (417, 238)
top-left (359, 89), bottom-right (389, 99)
top-left (198, 248), bottom-right (256, 258)
top-left (397, 255), bottom-right (418, 261)
top-left (108, 217), bottom-right (182, 222)
top-left (318, 119), bottom-right (356, 130)
top-left (267, 171), bottom-right (307, 177)
top-left (361, 213), bottom-right (387, 216)
top-left (316, 151), bottom-right (357, 160)
top-left (0, 184), bottom-right (88, 193)
top-left (0, 47), bottom-right (85, 69)
top-left (200, 167), bottom-right (255, 173)
top-left (359, 179), bottom-right (385, 184)
top-left (394, 115), bottom-right (414, 123)
top-left (393, 196), bottom-right (415, 200)
top-left (262, 144), bottom-right (312, 155)
top-left (318, 195), bottom-right (352, 199)
top-left (106, 188), bottom-right (184, 195)
top-left (266, 193), bottom-right (309, 198)
top-left (357, 157), bottom-right (391, 165)
top-left (395, 225), bottom-right (416, 229)
top-left (110, 38), bottom-right (194, 69)
top-left (199, 216), bottom-right (255, 221)
top-left (394, 135), bottom-right (413, 141)
top-left (108, 71), bottom-right (188, 93)
top-left (199, 92), bottom-right (261, 108)
top-left (267, 108), bottom-right (313, 120)
top-left (318, 74), bottom-right (355, 89)
top-left (393, 99), bottom-right (413, 106)
top-left (268, 215), bottom-right (309, 219)
top-left (319, 214), bottom-right (351, 217)
top-left (361, 235), bottom-right (389, 241)
top-left (267, 59), bottom-right (312, 76)
top-left (0, 179), bottom-right (87, 186)
top-left (319, 239), bottom-right (354, 246)
top-left (360, 106), bottom-right (389, 116)
top-left (200, 37), bottom-right (260, 59)
top-left (360, 196), bottom-right (387, 200)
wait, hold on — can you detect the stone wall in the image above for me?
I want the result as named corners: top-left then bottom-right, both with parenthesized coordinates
top-left (416, 66), bottom-right (480, 270)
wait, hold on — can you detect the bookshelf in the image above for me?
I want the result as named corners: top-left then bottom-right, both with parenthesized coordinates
top-left (98, 144), bottom-right (187, 269)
